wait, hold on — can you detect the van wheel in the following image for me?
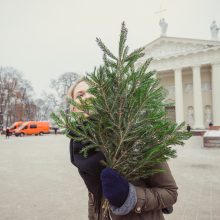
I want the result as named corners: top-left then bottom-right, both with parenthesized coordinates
top-left (39, 132), bottom-right (44, 136)
top-left (20, 133), bottom-right (25, 137)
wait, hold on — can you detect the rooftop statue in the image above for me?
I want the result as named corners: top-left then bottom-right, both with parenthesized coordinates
top-left (210, 20), bottom-right (219, 40)
top-left (159, 18), bottom-right (168, 36)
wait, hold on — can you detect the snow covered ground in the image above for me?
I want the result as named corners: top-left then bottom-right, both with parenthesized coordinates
top-left (0, 135), bottom-right (219, 220)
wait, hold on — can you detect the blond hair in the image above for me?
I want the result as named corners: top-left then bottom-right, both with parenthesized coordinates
top-left (67, 77), bottom-right (85, 111)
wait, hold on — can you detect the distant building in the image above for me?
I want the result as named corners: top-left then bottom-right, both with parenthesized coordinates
top-left (139, 25), bottom-right (220, 129)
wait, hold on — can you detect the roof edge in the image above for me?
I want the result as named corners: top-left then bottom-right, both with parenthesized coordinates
top-left (144, 36), bottom-right (220, 48)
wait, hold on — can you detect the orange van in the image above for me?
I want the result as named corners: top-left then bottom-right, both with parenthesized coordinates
top-left (9, 121), bottom-right (24, 134)
top-left (14, 121), bottom-right (50, 136)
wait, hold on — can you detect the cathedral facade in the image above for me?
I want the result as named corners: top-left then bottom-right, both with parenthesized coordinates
top-left (140, 36), bottom-right (220, 129)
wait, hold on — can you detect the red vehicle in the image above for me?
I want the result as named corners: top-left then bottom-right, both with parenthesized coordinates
top-left (8, 121), bottom-right (24, 134)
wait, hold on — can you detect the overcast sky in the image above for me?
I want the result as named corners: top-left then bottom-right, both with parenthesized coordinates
top-left (0, 0), bottom-right (220, 98)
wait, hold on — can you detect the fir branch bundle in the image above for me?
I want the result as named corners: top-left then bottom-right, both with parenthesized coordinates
top-left (52, 22), bottom-right (191, 181)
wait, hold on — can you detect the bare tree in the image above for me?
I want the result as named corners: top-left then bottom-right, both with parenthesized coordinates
top-left (35, 93), bottom-right (58, 121)
top-left (0, 66), bottom-right (36, 128)
top-left (50, 72), bottom-right (80, 111)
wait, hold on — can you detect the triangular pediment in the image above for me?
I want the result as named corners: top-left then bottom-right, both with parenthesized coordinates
top-left (143, 36), bottom-right (220, 60)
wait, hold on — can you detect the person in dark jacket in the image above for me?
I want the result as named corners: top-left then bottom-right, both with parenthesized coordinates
top-left (67, 79), bottom-right (178, 220)
top-left (6, 128), bottom-right (10, 139)
top-left (54, 127), bottom-right (58, 135)
top-left (186, 124), bottom-right (191, 132)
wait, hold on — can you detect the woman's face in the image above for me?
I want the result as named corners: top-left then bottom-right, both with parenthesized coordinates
top-left (73, 81), bottom-right (93, 114)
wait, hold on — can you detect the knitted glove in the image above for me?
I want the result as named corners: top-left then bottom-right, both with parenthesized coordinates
top-left (100, 168), bottom-right (129, 208)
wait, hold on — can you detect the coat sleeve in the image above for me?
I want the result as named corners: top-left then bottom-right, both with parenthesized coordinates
top-left (134, 162), bottom-right (178, 213)
top-left (88, 192), bottom-right (95, 220)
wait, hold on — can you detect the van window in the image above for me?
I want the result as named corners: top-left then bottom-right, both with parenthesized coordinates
top-left (22, 125), bottom-right (28, 130)
top-left (30, 124), bottom-right (37, 129)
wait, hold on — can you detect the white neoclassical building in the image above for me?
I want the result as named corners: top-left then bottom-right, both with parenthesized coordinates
top-left (139, 36), bottom-right (220, 129)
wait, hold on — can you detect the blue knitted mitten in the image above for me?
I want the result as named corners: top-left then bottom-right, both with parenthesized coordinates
top-left (100, 168), bottom-right (129, 208)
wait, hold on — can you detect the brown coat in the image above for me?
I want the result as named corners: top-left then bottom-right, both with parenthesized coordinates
top-left (88, 162), bottom-right (178, 220)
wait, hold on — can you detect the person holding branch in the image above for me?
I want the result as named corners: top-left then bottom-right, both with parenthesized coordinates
top-left (52, 22), bottom-right (190, 220)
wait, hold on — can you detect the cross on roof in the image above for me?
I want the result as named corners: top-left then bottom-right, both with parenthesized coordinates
top-left (154, 0), bottom-right (167, 17)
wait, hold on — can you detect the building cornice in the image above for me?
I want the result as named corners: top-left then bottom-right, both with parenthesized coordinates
top-left (146, 48), bottom-right (220, 72)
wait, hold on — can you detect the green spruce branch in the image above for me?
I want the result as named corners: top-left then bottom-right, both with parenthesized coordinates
top-left (51, 22), bottom-right (191, 181)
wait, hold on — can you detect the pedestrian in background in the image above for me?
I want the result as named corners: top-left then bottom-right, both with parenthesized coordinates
top-left (54, 127), bottom-right (58, 135)
top-left (5, 128), bottom-right (10, 139)
top-left (209, 122), bottom-right (213, 129)
top-left (187, 124), bottom-right (191, 132)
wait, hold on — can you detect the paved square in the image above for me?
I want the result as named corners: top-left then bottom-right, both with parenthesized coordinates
top-left (0, 135), bottom-right (220, 220)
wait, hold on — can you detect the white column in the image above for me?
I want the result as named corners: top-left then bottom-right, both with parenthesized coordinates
top-left (192, 66), bottom-right (204, 129)
top-left (212, 63), bottom-right (220, 126)
top-left (174, 68), bottom-right (184, 124)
